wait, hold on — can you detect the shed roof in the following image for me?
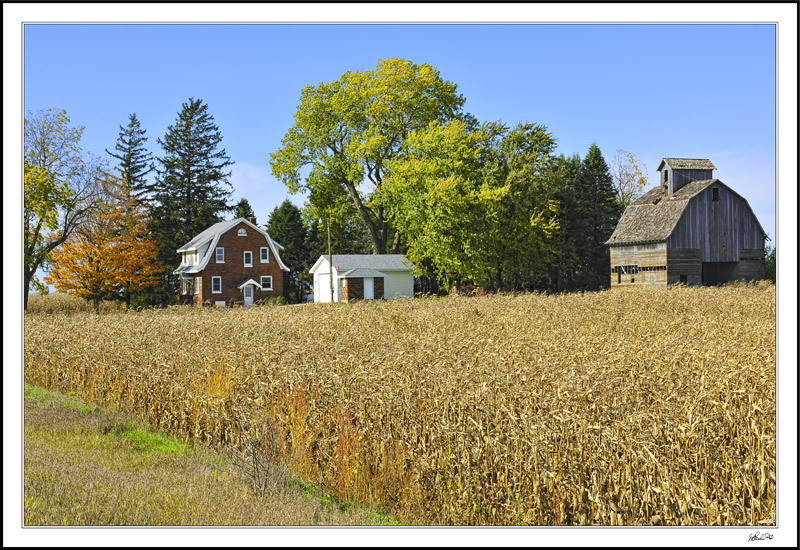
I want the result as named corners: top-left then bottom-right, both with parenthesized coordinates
top-left (310, 254), bottom-right (414, 274)
top-left (657, 158), bottom-right (716, 171)
top-left (605, 179), bottom-right (719, 246)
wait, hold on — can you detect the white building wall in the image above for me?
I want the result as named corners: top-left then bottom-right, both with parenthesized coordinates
top-left (314, 264), bottom-right (340, 303)
top-left (381, 271), bottom-right (414, 299)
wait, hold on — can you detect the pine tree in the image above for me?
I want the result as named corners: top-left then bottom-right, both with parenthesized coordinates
top-left (233, 198), bottom-right (255, 220)
top-left (105, 113), bottom-right (154, 201)
top-left (573, 144), bottom-right (623, 290)
top-left (266, 200), bottom-right (309, 303)
top-left (148, 98), bottom-right (234, 301)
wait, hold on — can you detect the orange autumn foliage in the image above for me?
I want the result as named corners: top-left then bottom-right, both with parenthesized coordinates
top-left (45, 177), bottom-right (161, 309)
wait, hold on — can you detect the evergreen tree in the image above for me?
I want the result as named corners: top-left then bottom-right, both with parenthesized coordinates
top-left (233, 198), bottom-right (255, 220)
top-left (266, 200), bottom-right (309, 303)
top-left (146, 98), bottom-right (234, 302)
top-left (105, 113), bottom-right (155, 201)
top-left (572, 144), bottom-right (622, 291)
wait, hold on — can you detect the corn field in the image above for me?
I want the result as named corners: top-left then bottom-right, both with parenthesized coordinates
top-left (24, 283), bottom-right (776, 525)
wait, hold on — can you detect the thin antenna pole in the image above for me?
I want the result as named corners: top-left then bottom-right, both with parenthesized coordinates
top-left (327, 218), bottom-right (334, 302)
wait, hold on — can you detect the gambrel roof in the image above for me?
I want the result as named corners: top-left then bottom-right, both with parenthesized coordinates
top-left (606, 179), bottom-right (767, 246)
top-left (174, 218), bottom-right (289, 275)
top-left (606, 179), bottom-right (713, 246)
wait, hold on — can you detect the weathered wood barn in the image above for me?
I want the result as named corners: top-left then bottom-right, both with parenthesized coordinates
top-left (605, 158), bottom-right (767, 286)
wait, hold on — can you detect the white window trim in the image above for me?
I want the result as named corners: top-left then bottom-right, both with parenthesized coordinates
top-left (194, 277), bottom-right (200, 295)
top-left (244, 251), bottom-right (253, 267)
top-left (260, 246), bottom-right (270, 263)
top-left (216, 247), bottom-right (225, 263)
top-left (238, 228), bottom-right (247, 236)
top-left (260, 276), bottom-right (273, 291)
top-left (211, 276), bottom-right (222, 294)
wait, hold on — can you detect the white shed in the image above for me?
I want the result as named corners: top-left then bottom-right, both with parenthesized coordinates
top-left (309, 254), bottom-right (415, 303)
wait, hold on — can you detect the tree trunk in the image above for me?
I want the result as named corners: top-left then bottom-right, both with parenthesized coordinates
top-left (92, 297), bottom-right (100, 314)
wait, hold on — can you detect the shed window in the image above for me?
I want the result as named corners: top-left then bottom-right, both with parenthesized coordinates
top-left (712, 188), bottom-right (719, 202)
top-left (244, 251), bottom-right (253, 267)
top-left (212, 276), bottom-right (222, 294)
top-left (664, 169), bottom-right (668, 183)
top-left (260, 276), bottom-right (273, 291)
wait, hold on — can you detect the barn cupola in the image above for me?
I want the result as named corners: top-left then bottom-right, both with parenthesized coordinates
top-left (657, 158), bottom-right (716, 194)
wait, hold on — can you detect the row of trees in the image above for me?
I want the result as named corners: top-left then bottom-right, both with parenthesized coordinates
top-left (25, 58), bottom-right (652, 310)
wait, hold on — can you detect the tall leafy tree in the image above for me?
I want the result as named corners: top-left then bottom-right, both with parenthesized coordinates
top-left (270, 58), bottom-right (471, 255)
top-left (385, 119), bottom-right (560, 292)
top-left (609, 149), bottom-right (649, 207)
top-left (24, 108), bottom-right (105, 311)
top-left (44, 176), bottom-right (161, 312)
top-left (265, 200), bottom-right (309, 303)
top-left (233, 197), bottom-right (255, 220)
top-left (149, 98), bottom-right (234, 299)
top-left (105, 113), bottom-right (154, 200)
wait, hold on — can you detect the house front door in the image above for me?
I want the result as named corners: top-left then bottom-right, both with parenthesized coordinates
top-left (244, 285), bottom-right (254, 306)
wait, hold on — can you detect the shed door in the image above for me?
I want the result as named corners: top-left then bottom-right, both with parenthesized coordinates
top-left (363, 277), bottom-right (374, 300)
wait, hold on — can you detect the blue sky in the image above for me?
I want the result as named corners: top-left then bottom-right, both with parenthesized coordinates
top-left (23, 23), bottom-right (777, 240)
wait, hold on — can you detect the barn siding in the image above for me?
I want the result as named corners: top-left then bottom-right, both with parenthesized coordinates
top-left (609, 243), bottom-right (667, 286)
top-left (667, 185), bottom-right (764, 263)
top-left (669, 169), bottom-right (713, 193)
top-left (667, 248), bottom-right (702, 285)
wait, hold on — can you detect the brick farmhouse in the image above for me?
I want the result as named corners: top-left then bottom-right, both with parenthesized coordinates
top-left (174, 218), bottom-right (290, 306)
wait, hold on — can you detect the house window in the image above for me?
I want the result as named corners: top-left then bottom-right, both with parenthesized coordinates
top-left (238, 228), bottom-right (247, 236)
top-left (244, 251), bottom-right (253, 267)
top-left (212, 276), bottom-right (222, 294)
top-left (712, 188), bottom-right (719, 202)
top-left (182, 278), bottom-right (191, 295)
top-left (260, 246), bottom-right (269, 263)
top-left (194, 277), bottom-right (200, 295)
top-left (216, 247), bottom-right (224, 263)
top-left (260, 276), bottom-right (273, 291)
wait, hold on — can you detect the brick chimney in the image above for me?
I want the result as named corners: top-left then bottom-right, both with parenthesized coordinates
top-left (248, 216), bottom-right (257, 225)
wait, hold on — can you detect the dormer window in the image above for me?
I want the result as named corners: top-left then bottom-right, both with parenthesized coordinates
top-left (238, 228), bottom-right (247, 236)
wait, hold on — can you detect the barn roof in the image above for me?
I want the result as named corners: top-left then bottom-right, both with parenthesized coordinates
top-left (605, 179), bottom-right (719, 246)
top-left (657, 158), bottom-right (716, 171)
